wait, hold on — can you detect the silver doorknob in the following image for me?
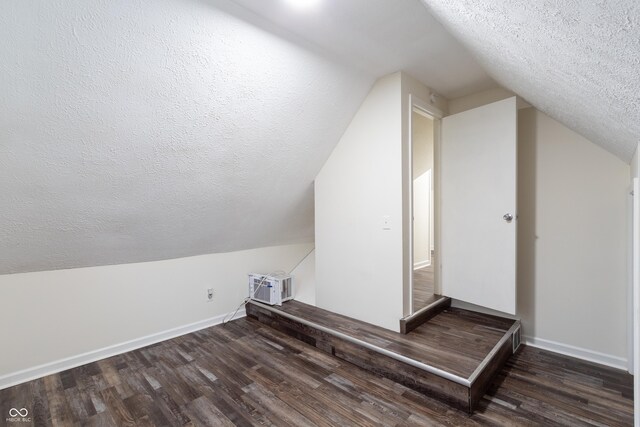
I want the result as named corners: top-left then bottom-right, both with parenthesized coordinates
top-left (503, 213), bottom-right (514, 223)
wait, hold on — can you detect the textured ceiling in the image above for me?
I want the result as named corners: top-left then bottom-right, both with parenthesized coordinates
top-left (230, 0), bottom-right (496, 99)
top-left (421, 0), bottom-right (640, 162)
top-left (0, 0), bottom-right (497, 275)
top-left (0, 0), bottom-right (373, 274)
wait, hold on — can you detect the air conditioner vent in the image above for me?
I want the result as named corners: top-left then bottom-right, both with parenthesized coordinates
top-left (252, 281), bottom-right (272, 302)
top-left (248, 273), bottom-right (293, 306)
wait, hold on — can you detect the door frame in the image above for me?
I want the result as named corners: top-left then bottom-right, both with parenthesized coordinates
top-left (628, 181), bottom-right (635, 374)
top-left (408, 94), bottom-right (443, 314)
top-left (632, 177), bottom-right (639, 425)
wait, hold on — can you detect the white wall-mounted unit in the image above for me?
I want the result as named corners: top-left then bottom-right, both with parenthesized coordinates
top-left (248, 273), bottom-right (293, 306)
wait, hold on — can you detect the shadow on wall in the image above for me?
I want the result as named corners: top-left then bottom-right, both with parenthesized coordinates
top-left (517, 108), bottom-right (537, 337)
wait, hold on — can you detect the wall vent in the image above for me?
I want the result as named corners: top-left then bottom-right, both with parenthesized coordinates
top-left (512, 324), bottom-right (522, 353)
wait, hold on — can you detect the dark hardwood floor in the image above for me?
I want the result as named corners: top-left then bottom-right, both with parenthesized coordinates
top-left (247, 300), bottom-right (517, 412)
top-left (0, 317), bottom-right (633, 426)
top-left (400, 296), bottom-right (451, 335)
top-left (413, 263), bottom-right (436, 311)
top-left (258, 300), bottom-right (514, 379)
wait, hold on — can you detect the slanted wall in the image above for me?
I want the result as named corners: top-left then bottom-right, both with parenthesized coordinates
top-left (315, 73), bottom-right (404, 331)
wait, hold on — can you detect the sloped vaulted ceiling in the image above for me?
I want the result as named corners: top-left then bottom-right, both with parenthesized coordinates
top-left (1, 0), bottom-right (495, 274)
top-left (421, 0), bottom-right (640, 161)
top-left (0, 0), bottom-right (374, 274)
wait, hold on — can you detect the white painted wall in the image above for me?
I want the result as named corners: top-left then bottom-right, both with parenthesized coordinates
top-left (449, 88), bottom-right (517, 115)
top-left (631, 143), bottom-right (639, 425)
top-left (0, 243), bottom-right (313, 388)
top-left (518, 108), bottom-right (630, 365)
top-left (315, 71), bottom-right (448, 330)
top-left (412, 112), bottom-right (435, 176)
top-left (291, 249), bottom-right (316, 306)
top-left (413, 171), bottom-right (432, 268)
top-left (632, 145), bottom-right (639, 179)
top-left (315, 72), bottom-right (404, 332)
top-left (630, 145), bottom-right (638, 374)
top-left (448, 87), bottom-right (531, 115)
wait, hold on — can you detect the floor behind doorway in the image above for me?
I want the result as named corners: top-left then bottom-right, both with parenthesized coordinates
top-left (413, 253), bottom-right (437, 310)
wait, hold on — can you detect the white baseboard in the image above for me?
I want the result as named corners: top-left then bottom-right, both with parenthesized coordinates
top-left (413, 260), bottom-right (431, 269)
top-left (0, 308), bottom-right (246, 391)
top-left (524, 335), bottom-right (628, 371)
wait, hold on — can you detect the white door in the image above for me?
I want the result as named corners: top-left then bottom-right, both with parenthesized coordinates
top-left (440, 97), bottom-right (517, 314)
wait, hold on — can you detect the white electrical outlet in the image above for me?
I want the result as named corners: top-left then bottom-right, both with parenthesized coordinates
top-left (207, 288), bottom-right (214, 302)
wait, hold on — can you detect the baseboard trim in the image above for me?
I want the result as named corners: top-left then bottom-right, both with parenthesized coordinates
top-left (413, 260), bottom-right (432, 269)
top-left (524, 335), bottom-right (627, 371)
top-left (0, 308), bottom-right (247, 391)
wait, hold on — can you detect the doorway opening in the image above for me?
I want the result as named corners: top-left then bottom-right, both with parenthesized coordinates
top-left (410, 102), bottom-right (439, 314)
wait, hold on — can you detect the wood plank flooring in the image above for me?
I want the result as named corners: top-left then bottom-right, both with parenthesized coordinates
top-left (261, 300), bottom-right (514, 378)
top-left (247, 300), bottom-right (517, 412)
top-left (412, 264), bottom-right (436, 311)
top-left (400, 296), bottom-right (451, 334)
top-left (0, 317), bottom-right (633, 426)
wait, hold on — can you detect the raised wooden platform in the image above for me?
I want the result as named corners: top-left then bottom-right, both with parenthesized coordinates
top-left (400, 295), bottom-right (451, 334)
top-left (246, 299), bottom-right (520, 413)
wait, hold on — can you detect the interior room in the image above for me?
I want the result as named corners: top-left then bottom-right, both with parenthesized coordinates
top-left (411, 108), bottom-right (436, 313)
top-left (1, 0), bottom-right (639, 425)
